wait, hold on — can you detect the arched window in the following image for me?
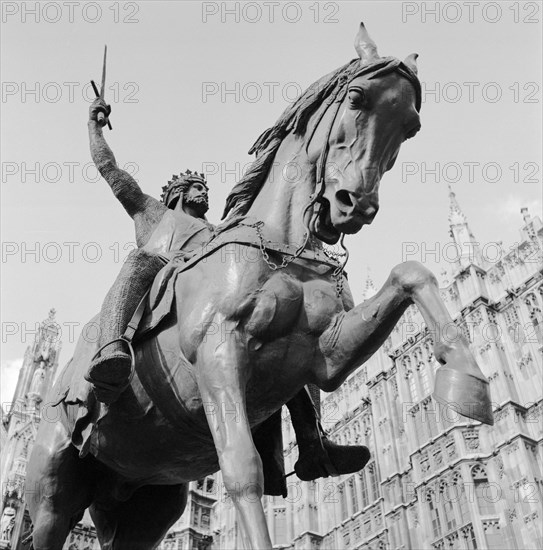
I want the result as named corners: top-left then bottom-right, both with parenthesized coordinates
top-left (309, 502), bottom-right (318, 532)
top-left (422, 398), bottom-right (439, 438)
top-left (452, 472), bottom-right (470, 525)
top-left (273, 508), bottom-right (287, 545)
top-left (424, 339), bottom-right (434, 360)
top-left (349, 476), bottom-right (359, 514)
top-left (413, 348), bottom-right (431, 397)
top-left (353, 421), bottom-right (362, 444)
top-left (408, 371), bottom-right (418, 402)
top-left (426, 487), bottom-right (442, 539)
top-left (368, 462), bottom-right (379, 502)
top-left (338, 482), bottom-right (348, 520)
top-left (403, 355), bottom-right (418, 402)
top-left (359, 470), bottom-right (369, 508)
top-left (440, 479), bottom-right (457, 532)
top-left (471, 464), bottom-right (497, 515)
top-left (525, 293), bottom-right (542, 344)
top-left (419, 363), bottom-right (431, 396)
top-left (424, 340), bottom-right (439, 376)
top-left (413, 347), bottom-right (423, 366)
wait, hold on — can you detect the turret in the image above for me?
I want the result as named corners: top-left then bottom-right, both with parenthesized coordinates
top-left (447, 185), bottom-right (484, 271)
top-left (7, 309), bottom-right (61, 417)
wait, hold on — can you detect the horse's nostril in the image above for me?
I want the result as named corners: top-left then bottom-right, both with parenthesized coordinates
top-left (365, 205), bottom-right (378, 218)
top-left (336, 190), bottom-right (353, 209)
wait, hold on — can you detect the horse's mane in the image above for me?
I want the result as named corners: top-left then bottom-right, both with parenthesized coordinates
top-left (221, 56), bottom-right (420, 220)
top-left (221, 59), bottom-right (357, 220)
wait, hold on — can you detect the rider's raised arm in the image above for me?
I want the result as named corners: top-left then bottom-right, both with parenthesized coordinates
top-left (88, 99), bottom-right (163, 219)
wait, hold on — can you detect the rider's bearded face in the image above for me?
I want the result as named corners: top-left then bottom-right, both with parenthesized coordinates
top-left (183, 181), bottom-right (209, 216)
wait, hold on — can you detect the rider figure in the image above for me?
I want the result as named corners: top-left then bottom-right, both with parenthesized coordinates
top-left (86, 97), bottom-right (370, 487)
top-left (85, 167), bottom-right (213, 403)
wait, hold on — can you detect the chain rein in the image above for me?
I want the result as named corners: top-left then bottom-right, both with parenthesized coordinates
top-left (249, 219), bottom-right (310, 271)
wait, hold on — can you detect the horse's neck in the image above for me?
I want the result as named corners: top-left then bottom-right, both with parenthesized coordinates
top-left (246, 135), bottom-right (316, 249)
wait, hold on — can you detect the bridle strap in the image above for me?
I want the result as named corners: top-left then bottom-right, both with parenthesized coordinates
top-left (299, 60), bottom-right (421, 288)
top-left (307, 59), bottom-right (421, 197)
top-left (316, 86), bottom-right (348, 191)
top-left (306, 82), bottom-right (349, 203)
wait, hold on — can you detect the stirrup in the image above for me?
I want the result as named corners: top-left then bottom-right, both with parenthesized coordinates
top-left (90, 337), bottom-right (136, 389)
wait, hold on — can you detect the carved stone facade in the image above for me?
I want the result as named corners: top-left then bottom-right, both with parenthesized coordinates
top-left (1, 309), bottom-right (62, 550)
top-left (215, 197), bottom-right (542, 549)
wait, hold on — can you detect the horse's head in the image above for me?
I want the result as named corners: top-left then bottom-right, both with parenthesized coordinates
top-left (309, 23), bottom-right (421, 244)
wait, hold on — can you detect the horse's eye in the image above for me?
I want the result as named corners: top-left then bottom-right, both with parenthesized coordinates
top-left (348, 88), bottom-right (366, 109)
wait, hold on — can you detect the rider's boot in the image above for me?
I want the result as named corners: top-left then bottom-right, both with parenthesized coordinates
top-left (288, 386), bottom-right (371, 481)
top-left (85, 248), bottom-right (166, 404)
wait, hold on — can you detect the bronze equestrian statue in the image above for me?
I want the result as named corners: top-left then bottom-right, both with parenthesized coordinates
top-left (26, 24), bottom-right (493, 549)
top-left (83, 136), bottom-right (367, 483)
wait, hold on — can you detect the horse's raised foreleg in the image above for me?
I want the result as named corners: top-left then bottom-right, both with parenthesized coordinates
top-left (197, 314), bottom-right (272, 549)
top-left (319, 261), bottom-right (493, 425)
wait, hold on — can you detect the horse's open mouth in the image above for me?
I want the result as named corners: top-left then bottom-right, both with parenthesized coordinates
top-left (310, 199), bottom-right (341, 245)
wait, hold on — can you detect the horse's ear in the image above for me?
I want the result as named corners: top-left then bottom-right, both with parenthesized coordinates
top-left (403, 53), bottom-right (419, 75)
top-left (354, 22), bottom-right (379, 64)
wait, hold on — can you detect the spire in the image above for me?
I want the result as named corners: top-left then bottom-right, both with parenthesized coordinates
top-left (448, 184), bottom-right (467, 225)
top-left (447, 185), bottom-right (484, 270)
top-left (519, 206), bottom-right (542, 242)
top-left (9, 308), bottom-right (62, 413)
top-left (521, 207), bottom-right (531, 225)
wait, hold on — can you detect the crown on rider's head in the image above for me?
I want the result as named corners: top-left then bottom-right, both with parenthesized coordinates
top-left (161, 170), bottom-right (208, 207)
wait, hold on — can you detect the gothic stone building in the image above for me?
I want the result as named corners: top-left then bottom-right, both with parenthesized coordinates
top-left (214, 191), bottom-right (542, 550)
top-left (1, 309), bottom-right (62, 549)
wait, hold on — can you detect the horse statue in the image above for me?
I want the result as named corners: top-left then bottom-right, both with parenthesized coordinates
top-left (26, 24), bottom-right (493, 549)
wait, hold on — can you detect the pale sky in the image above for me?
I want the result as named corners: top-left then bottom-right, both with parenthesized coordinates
top-left (1, 1), bottom-right (542, 405)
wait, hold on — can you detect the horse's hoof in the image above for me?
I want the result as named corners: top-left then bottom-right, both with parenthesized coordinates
top-left (294, 440), bottom-right (371, 481)
top-left (433, 367), bottom-right (494, 425)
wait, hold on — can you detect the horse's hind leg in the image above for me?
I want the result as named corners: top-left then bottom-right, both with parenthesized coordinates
top-left (26, 414), bottom-right (94, 550)
top-left (90, 483), bottom-right (188, 550)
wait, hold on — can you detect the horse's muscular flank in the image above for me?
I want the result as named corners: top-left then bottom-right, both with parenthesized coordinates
top-left (242, 274), bottom-right (303, 340)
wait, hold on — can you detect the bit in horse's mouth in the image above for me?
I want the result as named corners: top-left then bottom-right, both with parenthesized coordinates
top-left (310, 199), bottom-right (341, 245)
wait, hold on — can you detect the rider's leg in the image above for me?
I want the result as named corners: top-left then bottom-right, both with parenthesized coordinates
top-left (287, 387), bottom-right (370, 481)
top-left (86, 248), bottom-right (166, 404)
